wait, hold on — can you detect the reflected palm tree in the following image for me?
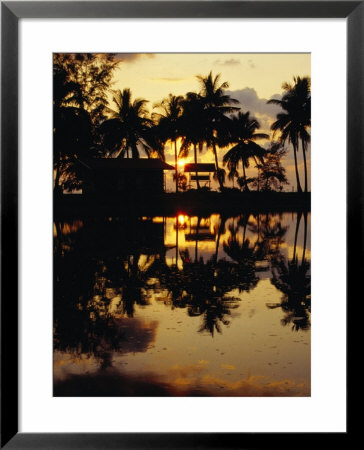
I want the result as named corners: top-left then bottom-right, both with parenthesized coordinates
top-left (268, 211), bottom-right (311, 331)
top-left (269, 256), bottom-right (311, 331)
top-left (247, 213), bottom-right (288, 261)
top-left (214, 214), bottom-right (228, 263)
top-left (147, 239), bottom-right (243, 336)
top-left (223, 225), bottom-right (259, 292)
top-left (179, 251), bottom-right (241, 336)
top-left (103, 252), bottom-right (156, 317)
top-left (54, 211), bottom-right (310, 357)
top-left (194, 216), bottom-right (201, 262)
top-left (196, 296), bottom-right (239, 336)
top-left (54, 217), bottom-right (164, 364)
top-left (153, 259), bottom-right (188, 309)
top-left (54, 248), bottom-right (119, 363)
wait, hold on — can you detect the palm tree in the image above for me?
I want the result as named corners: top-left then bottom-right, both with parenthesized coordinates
top-left (223, 112), bottom-right (268, 192)
top-left (177, 253), bottom-right (241, 336)
top-left (153, 94), bottom-right (184, 192)
top-left (214, 214), bottom-right (228, 263)
top-left (196, 71), bottom-right (239, 191)
top-left (53, 107), bottom-right (92, 193)
top-left (53, 59), bottom-right (92, 193)
top-left (268, 76), bottom-right (311, 192)
top-left (104, 88), bottom-right (156, 159)
top-left (269, 256), bottom-right (311, 331)
top-left (179, 92), bottom-right (206, 189)
top-left (247, 213), bottom-right (288, 262)
top-left (223, 223), bottom-right (260, 293)
top-left (268, 211), bottom-right (311, 331)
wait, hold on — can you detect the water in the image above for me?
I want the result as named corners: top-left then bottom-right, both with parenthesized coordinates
top-left (53, 211), bottom-right (310, 396)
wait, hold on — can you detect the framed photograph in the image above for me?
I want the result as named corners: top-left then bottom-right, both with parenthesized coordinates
top-left (1, 1), bottom-right (357, 448)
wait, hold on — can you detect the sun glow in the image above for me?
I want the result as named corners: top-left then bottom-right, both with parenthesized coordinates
top-left (178, 214), bottom-right (188, 228)
top-left (177, 159), bottom-right (187, 168)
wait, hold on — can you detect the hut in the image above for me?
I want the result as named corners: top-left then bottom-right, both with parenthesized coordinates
top-left (183, 163), bottom-right (216, 189)
top-left (80, 158), bottom-right (174, 195)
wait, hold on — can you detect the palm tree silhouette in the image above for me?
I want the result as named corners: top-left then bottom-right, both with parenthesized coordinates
top-left (196, 71), bottom-right (239, 191)
top-left (153, 94), bottom-right (184, 192)
top-left (104, 88), bottom-right (156, 159)
top-left (214, 214), bottom-right (228, 263)
top-left (269, 255), bottom-right (311, 331)
top-left (53, 58), bottom-right (93, 193)
top-left (268, 76), bottom-right (311, 192)
top-left (223, 112), bottom-right (268, 192)
top-left (268, 212), bottom-right (311, 331)
top-left (246, 213), bottom-right (288, 263)
top-left (108, 253), bottom-right (154, 318)
top-left (179, 92), bottom-right (206, 190)
top-left (222, 226), bottom-right (260, 292)
top-left (177, 252), bottom-right (241, 336)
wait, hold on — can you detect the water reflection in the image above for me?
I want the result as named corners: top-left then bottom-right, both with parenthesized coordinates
top-left (269, 212), bottom-right (311, 331)
top-left (54, 211), bottom-right (310, 396)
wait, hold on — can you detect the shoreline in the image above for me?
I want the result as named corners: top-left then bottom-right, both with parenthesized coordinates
top-left (54, 191), bottom-right (311, 218)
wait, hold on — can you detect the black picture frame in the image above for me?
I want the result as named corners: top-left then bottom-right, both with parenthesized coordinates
top-left (1, 1), bottom-right (358, 448)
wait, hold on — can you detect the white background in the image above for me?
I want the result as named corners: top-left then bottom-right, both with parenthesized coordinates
top-left (19, 18), bottom-right (347, 432)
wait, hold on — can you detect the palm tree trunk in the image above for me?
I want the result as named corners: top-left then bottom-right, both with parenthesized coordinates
top-left (195, 216), bottom-right (200, 262)
top-left (126, 135), bottom-right (131, 159)
top-left (301, 138), bottom-right (308, 193)
top-left (128, 134), bottom-right (138, 159)
top-left (132, 140), bottom-right (138, 159)
top-left (302, 212), bottom-right (308, 264)
top-left (293, 144), bottom-right (302, 193)
top-left (174, 139), bottom-right (178, 193)
top-left (175, 214), bottom-right (179, 266)
top-left (293, 211), bottom-right (302, 262)
top-left (194, 144), bottom-right (200, 189)
top-left (212, 141), bottom-right (224, 191)
top-left (242, 164), bottom-right (250, 192)
top-left (214, 215), bottom-right (225, 263)
top-left (253, 156), bottom-right (260, 192)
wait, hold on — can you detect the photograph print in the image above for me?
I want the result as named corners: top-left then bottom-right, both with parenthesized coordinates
top-left (53, 53), bottom-right (311, 397)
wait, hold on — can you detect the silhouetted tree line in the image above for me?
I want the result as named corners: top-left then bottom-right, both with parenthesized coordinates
top-left (54, 54), bottom-right (311, 193)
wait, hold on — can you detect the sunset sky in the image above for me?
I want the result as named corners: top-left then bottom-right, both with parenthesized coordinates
top-left (110, 53), bottom-right (311, 191)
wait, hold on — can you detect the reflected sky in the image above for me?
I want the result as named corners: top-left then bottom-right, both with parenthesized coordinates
top-left (54, 211), bottom-right (310, 396)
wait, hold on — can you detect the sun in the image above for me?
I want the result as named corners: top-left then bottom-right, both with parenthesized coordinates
top-left (178, 214), bottom-right (188, 228)
top-left (177, 158), bottom-right (187, 168)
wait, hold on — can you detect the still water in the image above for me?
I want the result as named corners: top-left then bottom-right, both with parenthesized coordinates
top-left (54, 211), bottom-right (310, 396)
